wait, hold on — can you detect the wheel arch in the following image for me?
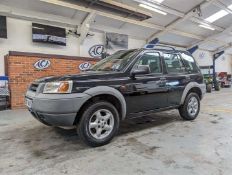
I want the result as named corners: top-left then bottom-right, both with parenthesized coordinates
top-left (74, 86), bottom-right (127, 125)
top-left (180, 82), bottom-right (205, 105)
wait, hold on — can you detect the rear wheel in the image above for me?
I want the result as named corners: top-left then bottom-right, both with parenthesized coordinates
top-left (215, 82), bottom-right (220, 91)
top-left (179, 93), bottom-right (200, 120)
top-left (206, 84), bottom-right (212, 93)
top-left (77, 101), bottom-right (120, 147)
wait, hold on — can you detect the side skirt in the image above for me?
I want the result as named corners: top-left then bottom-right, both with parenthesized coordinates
top-left (126, 105), bottom-right (180, 119)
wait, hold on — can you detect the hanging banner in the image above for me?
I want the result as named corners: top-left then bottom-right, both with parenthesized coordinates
top-left (89, 45), bottom-right (104, 58)
top-left (106, 33), bottom-right (128, 54)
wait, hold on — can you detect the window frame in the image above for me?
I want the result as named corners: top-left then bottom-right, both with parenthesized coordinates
top-left (163, 52), bottom-right (187, 74)
top-left (180, 52), bottom-right (200, 74)
top-left (131, 51), bottom-right (163, 76)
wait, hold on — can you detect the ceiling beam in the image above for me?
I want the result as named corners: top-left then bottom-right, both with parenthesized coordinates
top-left (147, 0), bottom-right (217, 43)
top-left (213, 43), bottom-right (232, 54)
top-left (40, 0), bottom-right (215, 41)
top-left (40, 0), bottom-right (164, 30)
top-left (213, 1), bottom-right (232, 14)
top-left (78, 11), bottom-right (96, 44)
top-left (0, 4), bottom-right (80, 28)
top-left (99, 0), bottom-right (153, 17)
top-left (133, 0), bottom-right (185, 17)
top-left (189, 24), bottom-right (232, 49)
top-left (134, 0), bottom-right (224, 32)
top-left (169, 30), bottom-right (204, 40)
top-left (190, 17), bottom-right (224, 31)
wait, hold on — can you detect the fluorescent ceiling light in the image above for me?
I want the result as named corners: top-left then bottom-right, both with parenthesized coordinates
top-left (149, 0), bottom-right (165, 3)
top-left (228, 4), bottom-right (232, 9)
top-left (205, 10), bottom-right (229, 23)
top-left (199, 24), bottom-right (215, 31)
top-left (139, 3), bottom-right (167, 15)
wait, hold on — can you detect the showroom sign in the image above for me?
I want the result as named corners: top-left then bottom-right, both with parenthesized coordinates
top-left (199, 52), bottom-right (205, 59)
top-left (79, 62), bottom-right (92, 71)
top-left (89, 45), bottom-right (104, 58)
top-left (34, 59), bottom-right (51, 70)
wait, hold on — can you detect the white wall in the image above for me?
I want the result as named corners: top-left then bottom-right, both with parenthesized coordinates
top-left (0, 17), bottom-right (146, 75)
top-left (215, 54), bottom-right (232, 74)
top-left (1, 17), bottom-right (231, 76)
top-left (193, 50), bottom-right (232, 74)
top-left (80, 32), bottom-right (146, 57)
top-left (0, 18), bottom-right (79, 75)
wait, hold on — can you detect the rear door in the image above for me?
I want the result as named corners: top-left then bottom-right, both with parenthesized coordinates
top-left (163, 53), bottom-right (189, 106)
top-left (180, 52), bottom-right (203, 84)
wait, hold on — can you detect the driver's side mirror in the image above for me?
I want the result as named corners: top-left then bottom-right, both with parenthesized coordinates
top-left (130, 65), bottom-right (150, 79)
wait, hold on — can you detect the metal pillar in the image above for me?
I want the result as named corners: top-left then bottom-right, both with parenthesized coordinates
top-left (187, 45), bottom-right (199, 54)
top-left (213, 51), bottom-right (224, 87)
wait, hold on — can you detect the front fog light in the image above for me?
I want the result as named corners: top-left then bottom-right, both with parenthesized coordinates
top-left (43, 81), bottom-right (73, 94)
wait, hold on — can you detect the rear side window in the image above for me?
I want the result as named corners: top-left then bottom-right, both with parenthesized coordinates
top-left (181, 53), bottom-right (200, 73)
top-left (164, 53), bottom-right (185, 73)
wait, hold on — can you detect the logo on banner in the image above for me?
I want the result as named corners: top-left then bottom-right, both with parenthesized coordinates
top-left (199, 52), bottom-right (205, 59)
top-left (34, 59), bottom-right (51, 70)
top-left (79, 62), bottom-right (92, 71)
top-left (89, 45), bottom-right (104, 58)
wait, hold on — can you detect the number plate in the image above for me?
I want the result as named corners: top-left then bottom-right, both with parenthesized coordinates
top-left (25, 99), bottom-right (33, 109)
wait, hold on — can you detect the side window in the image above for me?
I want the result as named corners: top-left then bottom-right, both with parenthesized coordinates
top-left (164, 53), bottom-right (185, 73)
top-left (134, 52), bottom-right (162, 74)
top-left (181, 53), bottom-right (200, 73)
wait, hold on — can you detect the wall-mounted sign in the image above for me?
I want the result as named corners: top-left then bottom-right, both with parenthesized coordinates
top-left (89, 44), bottom-right (104, 58)
top-left (34, 59), bottom-right (51, 70)
top-left (199, 52), bottom-right (205, 59)
top-left (79, 62), bottom-right (92, 71)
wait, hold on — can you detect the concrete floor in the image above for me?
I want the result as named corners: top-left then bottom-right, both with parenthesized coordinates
top-left (0, 89), bottom-right (232, 175)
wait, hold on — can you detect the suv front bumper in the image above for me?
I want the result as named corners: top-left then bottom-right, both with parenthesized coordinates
top-left (25, 90), bottom-right (91, 126)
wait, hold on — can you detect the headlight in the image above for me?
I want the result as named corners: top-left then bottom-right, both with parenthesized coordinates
top-left (43, 81), bottom-right (73, 94)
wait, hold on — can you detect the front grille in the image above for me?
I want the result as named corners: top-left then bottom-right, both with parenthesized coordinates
top-left (29, 83), bottom-right (39, 92)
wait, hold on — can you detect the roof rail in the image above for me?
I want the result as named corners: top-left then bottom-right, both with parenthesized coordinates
top-left (144, 44), bottom-right (176, 51)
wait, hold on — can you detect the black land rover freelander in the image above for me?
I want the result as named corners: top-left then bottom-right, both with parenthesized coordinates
top-left (25, 45), bottom-right (206, 147)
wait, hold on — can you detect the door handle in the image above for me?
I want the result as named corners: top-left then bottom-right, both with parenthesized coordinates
top-left (160, 77), bottom-right (166, 82)
top-left (185, 76), bottom-right (191, 81)
top-left (158, 78), bottom-right (166, 87)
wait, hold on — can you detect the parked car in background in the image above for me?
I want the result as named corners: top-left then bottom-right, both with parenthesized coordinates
top-left (25, 45), bottom-right (206, 147)
top-left (218, 72), bottom-right (231, 88)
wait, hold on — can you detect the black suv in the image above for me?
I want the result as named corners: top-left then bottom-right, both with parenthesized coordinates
top-left (25, 45), bottom-right (206, 147)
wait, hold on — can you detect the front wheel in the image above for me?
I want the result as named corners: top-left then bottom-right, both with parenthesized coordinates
top-left (179, 93), bottom-right (200, 120)
top-left (77, 101), bottom-right (120, 147)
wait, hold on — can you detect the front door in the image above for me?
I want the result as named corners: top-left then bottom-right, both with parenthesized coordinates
top-left (124, 51), bottom-right (169, 114)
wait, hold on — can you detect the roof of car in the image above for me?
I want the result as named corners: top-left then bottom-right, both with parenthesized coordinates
top-left (139, 48), bottom-right (192, 55)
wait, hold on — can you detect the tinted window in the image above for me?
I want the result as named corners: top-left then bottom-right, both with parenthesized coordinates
top-left (134, 52), bottom-right (161, 73)
top-left (164, 53), bottom-right (185, 73)
top-left (90, 50), bottom-right (138, 72)
top-left (0, 16), bottom-right (7, 38)
top-left (181, 53), bottom-right (200, 73)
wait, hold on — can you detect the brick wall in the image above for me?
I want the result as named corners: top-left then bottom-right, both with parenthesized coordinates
top-left (5, 51), bottom-right (99, 109)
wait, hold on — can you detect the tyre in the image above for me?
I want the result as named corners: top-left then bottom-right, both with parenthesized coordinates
top-left (215, 82), bottom-right (220, 91)
top-left (179, 93), bottom-right (200, 120)
top-left (77, 101), bottom-right (120, 147)
top-left (221, 83), bottom-right (225, 88)
top-left (206, 84), bottom-right (212, 93)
